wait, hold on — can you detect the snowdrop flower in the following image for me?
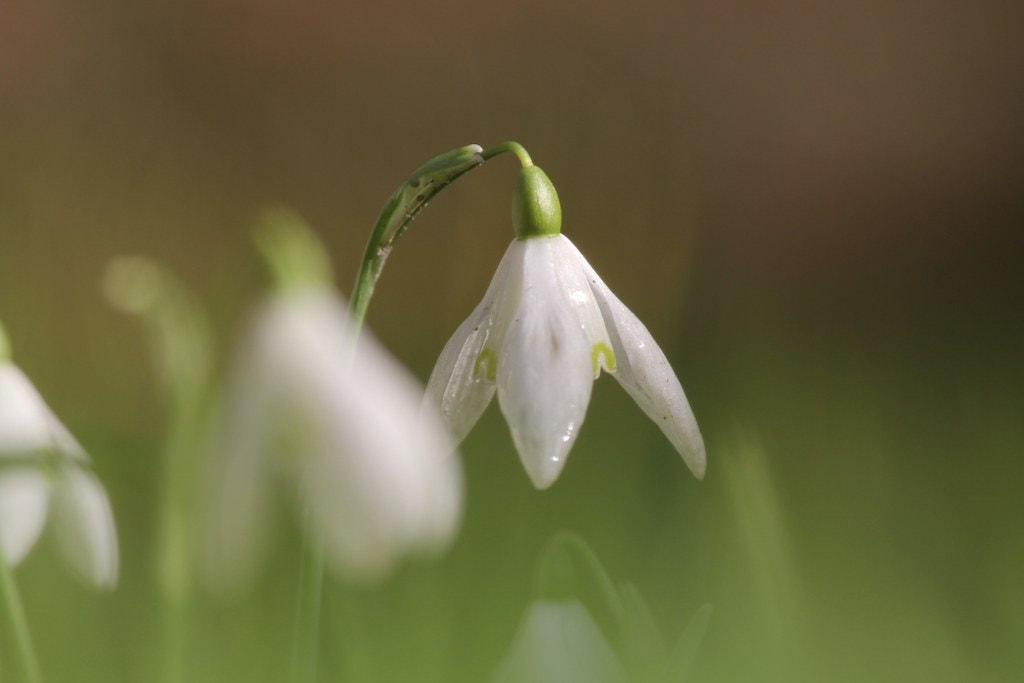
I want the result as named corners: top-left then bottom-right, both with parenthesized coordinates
top-left (491, 599), bottom-right (626, 683)
top-left (427, 165), bottom-right (705, 489)
top-left (205, 213), bottom-right (462, 588)
top-left (0, 320), bottom-right (119, 588)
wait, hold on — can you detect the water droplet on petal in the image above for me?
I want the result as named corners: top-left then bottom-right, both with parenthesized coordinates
top-left (560, 422), bottom-right (576, 443)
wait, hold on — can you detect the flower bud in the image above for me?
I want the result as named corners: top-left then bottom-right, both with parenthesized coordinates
top-left (253, 207), bottom-right (334, 291)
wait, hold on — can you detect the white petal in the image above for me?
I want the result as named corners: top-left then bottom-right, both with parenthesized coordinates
top-left (45, 414), bottom-right (88, 462)
top-left (203, 399), bottom-right (276, 593)
top-left (209, 288), bottom-right (463, 583)
top-left (578, 253), bottom-right (706, 479)
top-left (50, 468), bottom-right (119, 588)
top-left (0, 363), bottom-right (56, 456)
top-left (203, 305), bottom-right (284, 592)
top-left (548, 236), bottom-right (614, 377)
top-left (0, 363), bottom-right (87, 461)
top-left (425, 240), bottom-right (534, 444)
top-left (497, 238), bottom-right (595, 489)
top-left (0, 469), bottom-right (50, 566)
top-left (424, 299), bottom-right (497, 445)
top-left (408, 409), bottom-right (465, 552)
top-left (490, 600), bottom-right (626, 683)
top-left (243, 289), bottom-right (462, 581)
top-left (299, 324), bottom-right (463, 581)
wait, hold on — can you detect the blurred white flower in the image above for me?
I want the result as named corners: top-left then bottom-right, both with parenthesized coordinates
top-left (491, 599), bottom-right (626, 683)
top-left (0, 361), bottom-right (119, 588)
top-left (426, 232), bottom-right (705, 489)
top-left (206, 287), bottom-right (462, 588)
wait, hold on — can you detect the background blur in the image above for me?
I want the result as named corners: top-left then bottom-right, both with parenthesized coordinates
top-left (2, 0), bottom-right (1022, 681)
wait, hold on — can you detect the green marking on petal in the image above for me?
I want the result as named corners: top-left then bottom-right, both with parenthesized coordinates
top-left (474, 348), bottom-right (498, 382)
top-left (592, 342), bottom-right (616, 376)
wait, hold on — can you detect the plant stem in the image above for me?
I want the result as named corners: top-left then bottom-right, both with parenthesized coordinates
top-left (0, 549), bottom-right (43, 683)
top-left (103, 258), bottom-right (210, 683)
top-left (289, 511), bottom-right (325, 683)
top-left (156, 349), bottom-right (207, 683)
top-left (480, 141), bottom-right (533, 167)
top-left (328, 141), bottom-right (533, 679)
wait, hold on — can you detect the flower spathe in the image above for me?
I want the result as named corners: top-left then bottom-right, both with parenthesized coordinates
top-left (427, 233), bottom-right (705, 489)
top-left (0, 362), bottom-right (119, 588)
top-left (206, 287), bottom-right (463, 587)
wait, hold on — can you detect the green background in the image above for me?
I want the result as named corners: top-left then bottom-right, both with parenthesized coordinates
top-left (1, 0), bottom-right (1021, 680)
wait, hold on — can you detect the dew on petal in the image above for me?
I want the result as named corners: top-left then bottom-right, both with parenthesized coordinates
top-left (560, 422), bottom-right (576, 444)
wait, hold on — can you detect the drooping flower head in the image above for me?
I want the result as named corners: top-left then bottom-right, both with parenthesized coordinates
top-left (427, 164), bottom-right (706, 489)
top-left (0, 319), bottom-right (119, 588)
top-left (205, 210), bottom-right (463, 588)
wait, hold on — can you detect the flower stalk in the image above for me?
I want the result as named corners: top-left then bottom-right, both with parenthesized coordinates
top-left (480, 141), bottom-right (533, 168)
top-left (251, 212), bottom-right (334, 683)
top-left (244, 208), bottom-right (461, 682)
top-left (349, 141), bottom-right (536, 335)
top-left (289, 508), bottom-right (325, 683)
top-left (0, 544), bottom-right (43, 683)
top-left (350, 144), bottom-right (486, 335)
top-left (103, 257), bottom-right (212, 683)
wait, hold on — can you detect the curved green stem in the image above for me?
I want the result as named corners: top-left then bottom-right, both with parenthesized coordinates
top-left (480, 141), bottom-right (533, 167)
top-left (0, 548), bottom-right (43, 683)
top-left (349, 141), bottom-right (534, 335)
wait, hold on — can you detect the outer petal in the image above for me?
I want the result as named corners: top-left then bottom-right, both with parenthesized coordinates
top-left (271, 291), bottom-right (463, 581)
top-left (0, 469), bottom-right (50, 566)
top-left (425, 240), bottom-right (533, 444)
top-left (0, 363), bottom-right (57, 455)
top-left (45, 413), bottom-right (88, 462)
top-left (425, 302), bottom-right (495, 445)
top-left (203, 305), bottom-right (281, 593)
top-left (490, 600), bottom-right (626, 683)
top-left (576, 249), bottom-right (706, 479)
top-left (425, 307), bottom-right (498, 446)
top-left (497, 239), bottom-right (595, 489)
top-left (0, 363), bottom-right (88, 463)
top-left (49, 468), bottom-right (119, 588)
